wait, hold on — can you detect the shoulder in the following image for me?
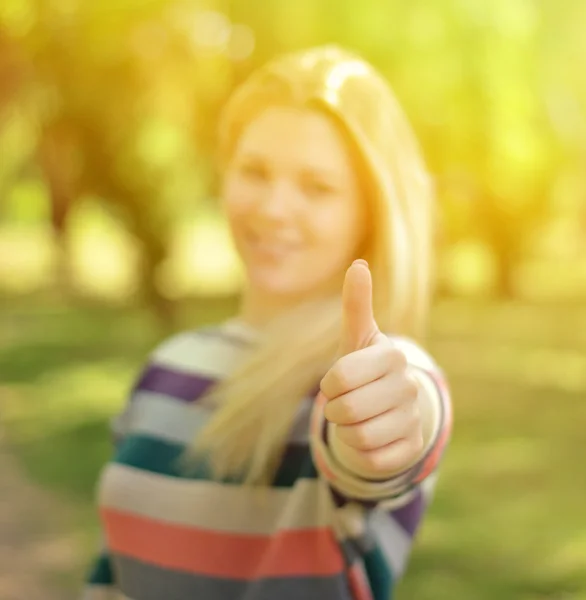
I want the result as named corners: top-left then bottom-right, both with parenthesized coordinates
top-left (134, 321), bottom-right (252, 404)
top-left (146, 321), bottom-right (253, 379)
top-left (111, 321), bottom-right (252, 440)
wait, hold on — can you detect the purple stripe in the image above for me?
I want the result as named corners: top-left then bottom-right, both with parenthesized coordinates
top-left (389, 488), bottom-right (425, 537)
top-left (405, 365), bottom-right (449, 483)
top-left (134, 364), bottom-right (216, 403)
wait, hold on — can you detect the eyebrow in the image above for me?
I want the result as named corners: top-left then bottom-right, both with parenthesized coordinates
top-left (239, 151), bottom-right (341, 180)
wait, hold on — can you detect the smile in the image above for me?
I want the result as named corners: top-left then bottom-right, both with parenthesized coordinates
top-left (246, 231), bottom-right (302, 260)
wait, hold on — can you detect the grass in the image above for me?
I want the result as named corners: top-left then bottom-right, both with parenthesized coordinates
top-left (0, 296), bottom-right (585, 599)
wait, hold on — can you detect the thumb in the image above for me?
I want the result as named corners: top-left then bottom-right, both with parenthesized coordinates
top-left (339, 259), bottom-right (379, 356)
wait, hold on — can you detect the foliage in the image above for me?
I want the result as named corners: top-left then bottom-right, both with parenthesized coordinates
top-left (0, 0), bottom-right (585, 304)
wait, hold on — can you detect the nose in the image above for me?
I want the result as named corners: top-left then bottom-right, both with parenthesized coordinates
top-left (256, 179), bottom-right (300, 223)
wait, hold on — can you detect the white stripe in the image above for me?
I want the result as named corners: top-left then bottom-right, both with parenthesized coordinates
top-left (81, 585), bottom-right (120, 600)
top-left (376, 487), bottom-right (419, 511)
top-left (288, 399), bottom-right (312, 444)
top-left (420, 470), bottom-right (439, 500)
top-left (223, 319), bottom-right (258, 342)
top-left (99, 463), bottom-right (336, 534)
top-left (332, 502), bottom-right (368, 540)
top-left (128, 391), bottom-right (211, 445)
top-left (150, 330), bottom-right (246, 379)
top-left (332, 502), bottom-right (414, 573)
top-left (375, 463), bottom-right (438, 511)
top-left (370, 508), bottom-right (413, 577)
top-left (126, 391), bottom-right (310, 446)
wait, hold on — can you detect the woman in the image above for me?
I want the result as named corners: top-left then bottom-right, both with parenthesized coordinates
top-left (83, 45), bottom-right (452, 600)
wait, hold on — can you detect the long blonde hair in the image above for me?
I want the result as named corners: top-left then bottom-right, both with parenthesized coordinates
top-left (192, 45), bottom-right (435, 485)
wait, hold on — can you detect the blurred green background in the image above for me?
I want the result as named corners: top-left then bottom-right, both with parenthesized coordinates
top-left (0, 0), bottom-right (585, 599)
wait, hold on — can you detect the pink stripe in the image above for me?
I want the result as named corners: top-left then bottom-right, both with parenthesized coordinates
top-left (102, 508), bottom-right (345, 578)
top-left (415, 370), bottom-right (452, 483)
top-left (347, 562), bottom-right (374, 600)
top-left (314, 446), bottom-right (338, 482)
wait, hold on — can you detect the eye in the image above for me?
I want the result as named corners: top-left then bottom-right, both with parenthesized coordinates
top-left (302, 179), bottom-right (336, 198)
top-left (238, 160), bottom-right (270, 183)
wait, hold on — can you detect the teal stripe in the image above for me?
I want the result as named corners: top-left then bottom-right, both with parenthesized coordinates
top-left (273, 443), bottom-right (318, 486)
top-left (114, 433), bottom-right (317, 487)
top-left (87, 553), bottom-right (114, 585)
top-left (114, 433), bottom-right (213, 480)
top-left (363, 544), bottom-right (394, 600)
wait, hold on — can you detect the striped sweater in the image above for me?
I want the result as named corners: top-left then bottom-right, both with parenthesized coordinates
top-left (83, 320), bottom-right (452, 600)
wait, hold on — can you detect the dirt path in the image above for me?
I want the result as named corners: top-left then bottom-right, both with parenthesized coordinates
top-left (0, 430), bottom-right (79, 600)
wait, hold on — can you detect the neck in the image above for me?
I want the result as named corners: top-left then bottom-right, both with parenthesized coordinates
top-left (238, 281), bottom-right (342, 329)
top-left (238, 288), bottom-right (305, 329)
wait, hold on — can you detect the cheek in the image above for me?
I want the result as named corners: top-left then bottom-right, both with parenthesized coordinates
top-left (315, 204), bottom-right (369, 256)
top-left (222, 177), bottom-right (255, 225)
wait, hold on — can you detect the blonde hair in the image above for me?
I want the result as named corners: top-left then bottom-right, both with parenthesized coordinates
top-left (191, 45), bottom-right (435, 485)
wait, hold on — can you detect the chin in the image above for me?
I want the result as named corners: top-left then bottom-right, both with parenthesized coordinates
top-left (247, 267), bottom-right (322, 299)
top-left (249, 274), bottom-right (304, 297)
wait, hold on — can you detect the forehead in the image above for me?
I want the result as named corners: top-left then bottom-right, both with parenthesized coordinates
top-left (234, 106), bottom-right (357, 175)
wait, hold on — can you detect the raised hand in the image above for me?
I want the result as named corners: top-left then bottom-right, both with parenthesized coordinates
top-left (320, 260), bottom-right (424, 475)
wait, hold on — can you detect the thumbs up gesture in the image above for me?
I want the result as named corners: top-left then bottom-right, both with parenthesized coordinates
top-left (320, 260), bottom-right (424, 477)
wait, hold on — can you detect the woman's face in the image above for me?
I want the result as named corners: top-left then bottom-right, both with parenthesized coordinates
top-left (222, 106), bottom-right (370, 301)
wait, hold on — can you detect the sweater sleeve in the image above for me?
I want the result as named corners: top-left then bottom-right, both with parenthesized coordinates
top-left (309, 336), bottom-right (452, 509)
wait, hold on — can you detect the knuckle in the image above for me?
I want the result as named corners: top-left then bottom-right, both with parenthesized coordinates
top-left (366, 449), bottom-right (398, 473)
top-left (355, 425), bottom-right (375, 450)
top-left (409, 433), bottom-right (425, 456)
top-left (319, 380), bottom-right (331, 401)
top-left (379, 344), bottom-right (396, 365)
top-left (325, 397), bottom-right (358, 424)
top-left (331, 361), bottom-right (352, 391)
top-left (399, 406), bottom-right (422, 440)
top-left (340, 397), bottom-right (362, 424)
top-left (345, 424), bottom-right (372, 450)
top-left (369, 437), bottom-right (423, 474)
top-left (323, 401), bottom-right (336, 423)
top-left (363, 451), bottom-right (384, 472)
top-left (404, 377), bottom-right (420, 401)
top-left (346, 425), bottom-right (373, 450)
top-left (389, 348), bottom-right (408, 371)
top-left (406, 400), bottom-right (421, 423)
